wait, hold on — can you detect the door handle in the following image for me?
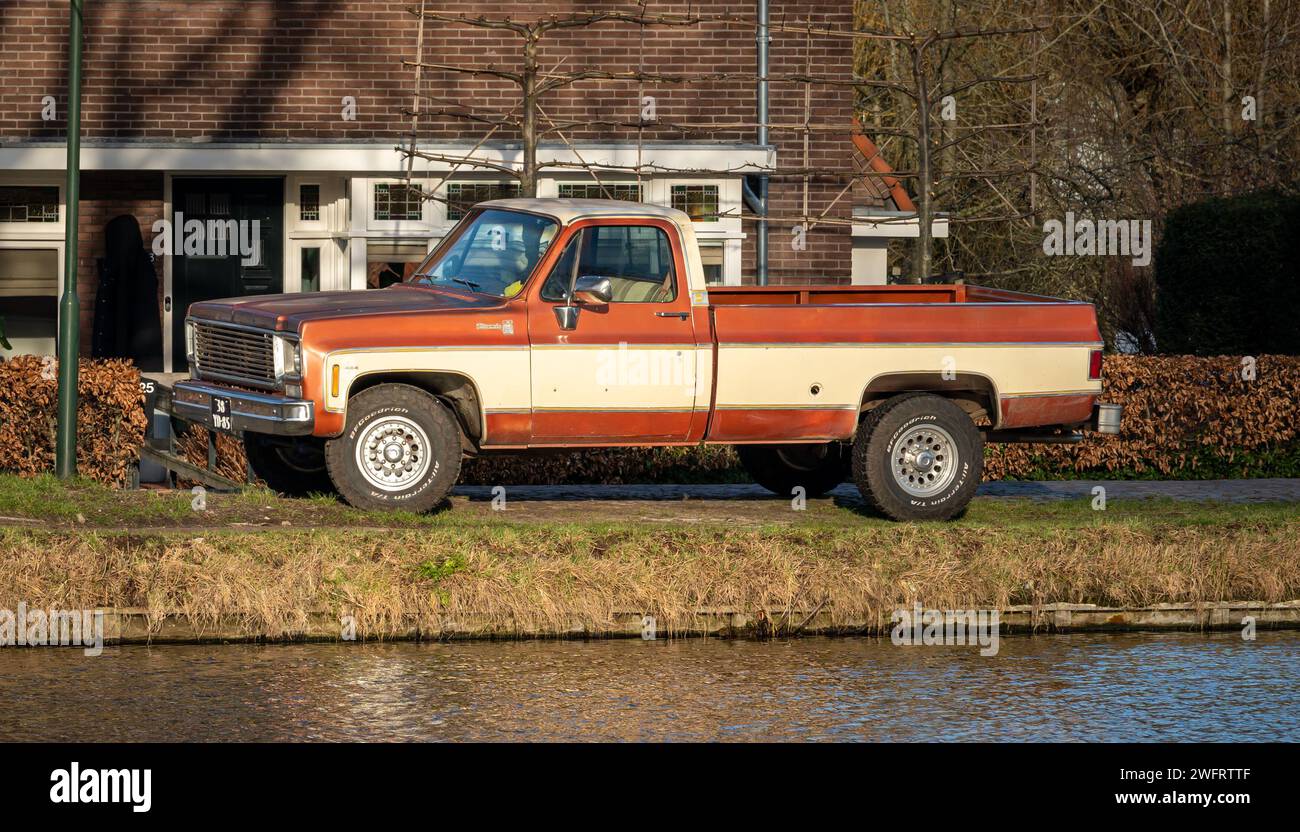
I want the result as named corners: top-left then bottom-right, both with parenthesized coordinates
top-left (655, 311), bottom-right (689, 319)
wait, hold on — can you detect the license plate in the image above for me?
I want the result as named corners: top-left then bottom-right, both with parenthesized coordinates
top-left (210, 396), bottom-right (234, 433)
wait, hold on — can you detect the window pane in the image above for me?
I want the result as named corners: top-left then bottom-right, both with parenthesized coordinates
top-left (446, 183), bottom-right (521, 220)
top-left (367, 243), bottom-right (428, 289)
top-left (581, 226), bottom-right (676, 303)
top-left (300, 247), bottom-right (321, 292)
top-left (540, 234), bottom-right (581, 302)
top-left (373, 183), bottom-right (423, 221)
top-left (671, 185), bottom-right (718, 222)
top-left (412, 209), bottom-right (557, 298)
top-left (699, 245), bottom-right (724, 285)
top-left (0, 248), bottom-right (59, 356)
top-left (0, 248), bottom-right (59, 296)
top-left (557, 183), bottom-right (641, 202)
top-left (299, 184), bottom-right (320, 222)
top-left (0, 186), bottom-right (59, 223)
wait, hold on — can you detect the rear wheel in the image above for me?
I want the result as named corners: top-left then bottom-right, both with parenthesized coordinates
top-left (325, 384), bottom-right (462, 513)
top-left (852, 393), bottom-right (982, 521)
top-left (737, 442), bottom-right (849, 499)
top-left (245, 434), bottom-right (334, 496)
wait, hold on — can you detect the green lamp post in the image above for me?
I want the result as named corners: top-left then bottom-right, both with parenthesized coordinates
top-left (55, 0), bottom-right (84, 478)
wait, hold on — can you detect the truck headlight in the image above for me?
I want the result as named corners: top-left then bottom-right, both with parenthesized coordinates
top-left (272, 335), bottom-right (301, 379)
top-left (184, 321), bottom-right (195, 362)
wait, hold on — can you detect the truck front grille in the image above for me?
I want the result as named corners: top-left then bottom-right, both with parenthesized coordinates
top-left (191, 321), bottom-right (278, 390)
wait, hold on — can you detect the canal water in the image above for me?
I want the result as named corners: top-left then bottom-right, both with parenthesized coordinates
top-left (1, 632), bottom-right (1296, 741)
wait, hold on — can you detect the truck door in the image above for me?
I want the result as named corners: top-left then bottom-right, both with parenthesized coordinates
top-left (527, 219), bottom-right (699, 444)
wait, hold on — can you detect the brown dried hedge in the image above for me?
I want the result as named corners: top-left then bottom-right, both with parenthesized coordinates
top-left (174, 426), bottom-right (251, 485)
top-left (462, 356), bottom-right (1298, 482)
top-left (15, 355), bottom-right (1291, 490)
top-left (189, 355), bottom-right (1300, 486)
top-left (0, 356), bottom-right (146, 486)
top-left (984, 355), bottom-right (1300, 479)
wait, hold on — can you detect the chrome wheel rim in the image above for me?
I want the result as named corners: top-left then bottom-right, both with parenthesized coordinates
top-left (355, 416), bottom-right (432, 492)
top-left (889, 424), bottom-right (957, 497)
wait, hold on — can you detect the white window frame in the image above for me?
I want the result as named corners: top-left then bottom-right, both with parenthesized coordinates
top-left (0, 173), bottom-right (66, 238)
top-left (356, 177), bottom-right (435, 234)
top-left (286, 174), bottom-right (349, 293)
top-left (653, 179), bottom-right (740, 228)
top-left (0, 239), bottom-right (65, 357)
top-left (549, 179), bottom-right (645, 202)
top-left (439, 180), bottom-right (522, 224)
top-left (0, 173), bottom-right (67, 358)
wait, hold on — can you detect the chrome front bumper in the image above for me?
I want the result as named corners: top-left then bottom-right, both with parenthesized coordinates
top-left (172, 380), bottom-right (315, 437)
top-left (1092, 402), bottom-right (1123, 435)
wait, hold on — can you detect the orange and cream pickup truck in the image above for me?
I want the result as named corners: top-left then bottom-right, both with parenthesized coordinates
top-left (174, 198), bottom-right (1122, 521)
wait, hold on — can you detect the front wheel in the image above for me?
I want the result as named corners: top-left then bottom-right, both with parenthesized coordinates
top-left (852, 393), bottom-right (982, 521)
top-left (324, 384), bottom-right (462, 513)
top-left (737, 442), bottom-right (849, 498)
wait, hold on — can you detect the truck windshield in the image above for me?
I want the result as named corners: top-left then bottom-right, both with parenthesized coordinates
top-left (410, 209), bottom-right (558, 297)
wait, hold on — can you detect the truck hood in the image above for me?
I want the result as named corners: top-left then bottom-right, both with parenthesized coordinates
top-left (186, 285), bottom-right (495, 331)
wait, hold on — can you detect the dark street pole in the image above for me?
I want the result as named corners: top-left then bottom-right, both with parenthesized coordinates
top-left (55, 0), bottom-right (84, 478)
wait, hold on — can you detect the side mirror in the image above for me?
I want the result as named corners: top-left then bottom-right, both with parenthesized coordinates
top-left (554, 305), bottom-right (580, 331)
top-left (572, 275), bottom-right (613, 305)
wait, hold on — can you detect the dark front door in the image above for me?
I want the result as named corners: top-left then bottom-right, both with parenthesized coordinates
top-left (171, 177), bottom-right (284, 372)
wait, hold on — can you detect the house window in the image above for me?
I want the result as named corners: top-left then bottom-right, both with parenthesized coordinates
top-left (0, 248), bottom-right (59, 357)
top-left (373, 183), bottom-right (423, 221)
top-left (671, 185), bottom-right (719, 222)
top-left (0, 186), bottom-right (60, 223)
top-left (699, 245), bottom-right (724, 285)
top-left (558, 183), bottom-right (641, 202)
top-left (446, 182), bottom-right (520, 221)
top-left (299, 184), bottom-right (320, 222)
top-left (367, 242), bottom-right (428, 289)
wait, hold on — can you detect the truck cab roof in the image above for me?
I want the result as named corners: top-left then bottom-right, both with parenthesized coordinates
top-left (477, 197), bottom-right (693, 226)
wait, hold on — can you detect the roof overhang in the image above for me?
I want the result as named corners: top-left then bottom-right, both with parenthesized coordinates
top-left (0, 140), bottom-right (775, 175)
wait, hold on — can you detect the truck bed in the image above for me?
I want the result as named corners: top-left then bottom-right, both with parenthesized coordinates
top-left (706, 283), bottom-right (1058, 306)
top-left (703, 283), bottom-right (1104, 437)
top-left (707, 283), bottom-right (1101, 345)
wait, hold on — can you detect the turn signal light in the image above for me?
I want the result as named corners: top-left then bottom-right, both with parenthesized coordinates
top-left (1088, 349), bottom-right (1103, 380)
top-left (331, 364), bottom-right (340, 398)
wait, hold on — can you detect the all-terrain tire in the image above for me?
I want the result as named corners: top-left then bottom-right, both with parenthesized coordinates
top-left (245, 434), bottom-right (335, 496)
top-left (324, 384), bottom-right (462, 513)
top-left (737, 443), bottom-right (849, 498)
top-left (852, 393), bottom-right (982, 521)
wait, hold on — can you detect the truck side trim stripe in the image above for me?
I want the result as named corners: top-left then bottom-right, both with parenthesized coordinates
top-left (718, 341), bottom-right (1104, 349)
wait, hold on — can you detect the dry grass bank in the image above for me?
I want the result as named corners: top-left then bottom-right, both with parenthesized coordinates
top-left (2, 520), bottom-right (1297, 640)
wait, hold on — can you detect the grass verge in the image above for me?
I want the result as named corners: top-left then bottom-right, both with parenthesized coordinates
top-left (1, 518), bottom-right (1297, 640)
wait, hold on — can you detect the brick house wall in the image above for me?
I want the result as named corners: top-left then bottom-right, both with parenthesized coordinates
top-left (1, 1), bottom-right (860, 354)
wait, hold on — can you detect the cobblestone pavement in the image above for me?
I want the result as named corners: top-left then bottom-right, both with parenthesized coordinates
top-left (455, 478), bottom-right (1300, 504)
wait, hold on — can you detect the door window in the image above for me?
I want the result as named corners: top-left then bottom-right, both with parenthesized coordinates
top-left (540, 225), bottom-right (676, 303)
top-left (300, 247), bottom-right (321, 292)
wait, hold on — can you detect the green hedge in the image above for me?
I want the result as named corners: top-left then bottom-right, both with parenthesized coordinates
top-left (1154, 190), bottom-right (1300, 355)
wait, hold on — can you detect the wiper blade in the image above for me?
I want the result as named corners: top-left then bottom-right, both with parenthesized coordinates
top-left (447, 277), bottom-right (482, 291)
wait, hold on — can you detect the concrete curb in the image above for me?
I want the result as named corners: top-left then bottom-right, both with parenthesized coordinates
top-left (79, 600), bottom-right (1300, 644)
